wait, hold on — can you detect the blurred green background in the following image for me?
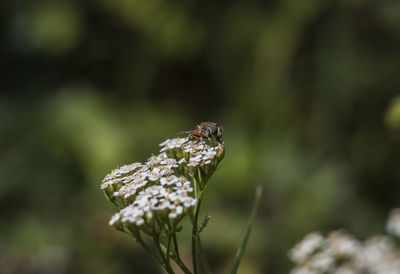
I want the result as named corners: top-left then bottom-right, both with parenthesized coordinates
top-left (2, 0), bottom-right (400, 273)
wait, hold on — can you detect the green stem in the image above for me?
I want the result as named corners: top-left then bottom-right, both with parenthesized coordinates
top-left (197, 236), bottom-right (212, 274)
top-left (166, 223), bottom-right (173, 266)
top-left (171, 226), bottom-right (192, 274)
top-left (191, 198), bottom-right (202, 274)
top-left (160, 241), bottom-right (192, 274)
top-left (152, 222), bottom-right (173, 274)
top-left (121, 228), bottom-right (165, 266)
top-left (136, 231), bottom-right (164, 265)
top-left (173, 257), bottom-right (192, 274)
top-left (173, 231), bottom-right (181, 261)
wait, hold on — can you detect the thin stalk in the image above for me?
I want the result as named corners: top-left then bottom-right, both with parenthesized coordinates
top-left (160, 241), bottom-right (192, 274)
top-left (121, 227), bottom-right (164, 265)
top-left (152, 222), bottom-right (173, 274)
top-left (136, 231), bottom-right (164, 265)
top-left (191, 179), bottom-right (212, 274)
top-left (191, 198), bottom-right (202, 274)
top-left (173, 257), bottom-right (192, 274)
top-left (166, 223), bottom-right (173, 265)
top-left (172, 231), bottom-right (181, 261)
top-left (197, 236), bottom-right (212, 274)
top-left (171, 226), bottom-right (192, 274)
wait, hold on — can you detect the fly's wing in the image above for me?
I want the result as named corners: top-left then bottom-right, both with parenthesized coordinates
top-left (172, 130), bottom-right (190, 137)
top-left (173, 128), bottom-right (203, 137)
top-left (172, 124), bottom-right (201, 137)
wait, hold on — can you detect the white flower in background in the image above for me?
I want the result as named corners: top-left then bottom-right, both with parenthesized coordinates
top-left (309, 249), bottom-right (335, 272)
top-left (289, 232), bottom-right (325, 264)
top-left (327, 231), bottom-right (360, 258)
top-left (333, 264), bottom-right (358, 274)
top-left (387, 208), bottom-right (400, 238)
top-left (290, 223), bottom-right (400, 274)
top-left (290, 266), bottom-right (319, 274)
top-left (355, 236), bottom-right (400, 274)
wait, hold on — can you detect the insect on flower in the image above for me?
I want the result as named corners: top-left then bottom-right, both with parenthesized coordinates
top-left (181, 122), bottom-right (223, 146)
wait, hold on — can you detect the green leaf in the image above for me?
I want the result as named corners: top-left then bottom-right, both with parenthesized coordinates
top-left (227, 185), bottom-right (263, 274)
top-left (198, 214), bottom-right (211, 234)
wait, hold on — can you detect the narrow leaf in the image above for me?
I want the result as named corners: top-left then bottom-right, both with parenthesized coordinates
top-left (227, 185), bottom-right (263, 274)
top-left (198, 214), bottom-right (211, 234)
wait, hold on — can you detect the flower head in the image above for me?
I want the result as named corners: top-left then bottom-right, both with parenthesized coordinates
top-left (101, 135), bottom-right (224, 240)
top-left (109, 183), bottom-right (197, 235)
top-left (100, 125), bottom-right (226, 274)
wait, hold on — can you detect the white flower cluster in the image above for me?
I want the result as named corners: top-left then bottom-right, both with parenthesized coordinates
top-left (159, 137), bottom-right (188, 152)
top-left (184, 142), bottom-right (220, 167)
top-left (290, 232), bottom-right (326, 264)
top-left (101, 153), bottom-right (180, 201)
top-left (117, 153), bottom-right (179, 201)
top-left (356, 236), bottom-right (400, 274)
top-left (160, 138), bottom-right (223, 168)
top-left (290, 231), bottom-right (360, 273)
top-left (101, 162), bottom-right (143, 191)
top-left (101, 151), bottom-right (196, 229)
top-left (102, 137), bottom-right (224, 232)
top-left (387, 208), bottom-right (400, 238)
top-left (109, 184), bottom-right (196, 226)
top-left (289, 230), bottom-right (400, 274)
top-left (159, 138), bottom-right (225, 190)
